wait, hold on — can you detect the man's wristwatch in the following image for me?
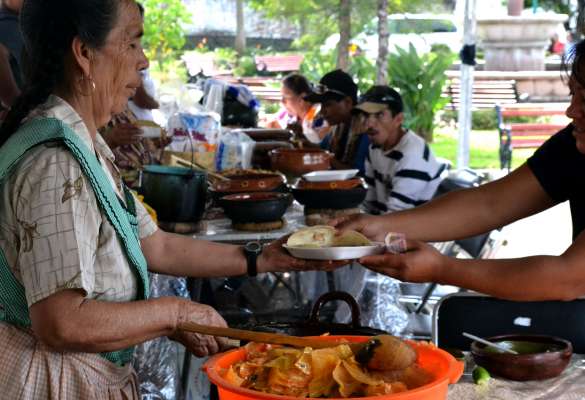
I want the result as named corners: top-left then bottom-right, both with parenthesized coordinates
top-left (243, 241), bottom-right (263, 277)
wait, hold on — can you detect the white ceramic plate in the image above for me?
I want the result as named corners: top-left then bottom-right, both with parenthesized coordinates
top-left (302, 169), bottom-right (359, 182)
top-left (283, 243), bottom-right (384, 260)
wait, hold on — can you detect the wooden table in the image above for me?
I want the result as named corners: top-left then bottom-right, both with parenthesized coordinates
top-left (448, 354), bottom-right (585, 399)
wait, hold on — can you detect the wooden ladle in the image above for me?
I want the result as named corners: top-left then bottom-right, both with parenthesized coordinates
top-left (179, 321), bottom-right (416, 371)
top-left (169, 154), bottom-right (229, 182)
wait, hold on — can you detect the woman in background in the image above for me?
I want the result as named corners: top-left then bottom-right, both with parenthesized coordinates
top-left (266, 73), bottom-right (328, 144)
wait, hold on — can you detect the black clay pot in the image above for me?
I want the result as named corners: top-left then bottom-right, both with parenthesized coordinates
top-left (291, 185), bottom-right (367, 210)
top-left (219, 192), bottom-right (291, 223)
top-left (140, 165), bottom-right (207, 223)
top-left (239, 291), bottom-right (387, 337)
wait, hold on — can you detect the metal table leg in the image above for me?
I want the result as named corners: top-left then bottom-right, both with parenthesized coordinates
top-left (181, 278), bottom-right (204, 399)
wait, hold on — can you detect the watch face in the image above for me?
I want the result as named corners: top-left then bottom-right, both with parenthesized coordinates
top-left (245, 241), bottom-right (262, 253)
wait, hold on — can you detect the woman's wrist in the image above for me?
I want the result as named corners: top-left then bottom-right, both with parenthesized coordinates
top-left (168, 297), bottom-right (187, 335)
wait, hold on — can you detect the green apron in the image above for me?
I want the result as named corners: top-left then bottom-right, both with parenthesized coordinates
top-left (0, 117), bottom-right (150, 365)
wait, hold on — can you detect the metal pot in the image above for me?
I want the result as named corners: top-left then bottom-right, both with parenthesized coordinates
top-left (140, 165), bottom-right (207, 223)
top-left (240, 291), bottom-right (387, 337)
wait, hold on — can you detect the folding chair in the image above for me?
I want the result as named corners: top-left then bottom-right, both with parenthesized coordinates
top-left (432, 292), bottom-right (585, 353)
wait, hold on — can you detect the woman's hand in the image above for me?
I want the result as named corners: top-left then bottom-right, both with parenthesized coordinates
top-left (102, 123), bottom-right (143, 148)
top-left (359, 239), bottom-right (448, 283)
top-left (170, 300), bottom-right (231, 357)
top-left (330, 213), bottom-right (389, 242)
top-left (258, 235), bottom-right (348, 273)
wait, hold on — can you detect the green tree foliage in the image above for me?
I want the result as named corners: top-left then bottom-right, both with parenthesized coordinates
top-left (248, 0), bottom-right (433, 51)
top-left (300, 48), bottom-right (374, 93)
top-left (387, 44), bottom-right (456, 142)
top-left (525, 0), bottom-right (570, 14)
top-left (141, 0), bottom-right (192, 74)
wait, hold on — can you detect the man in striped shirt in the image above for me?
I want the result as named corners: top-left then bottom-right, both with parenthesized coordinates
top-left (356, 86), bottom-right (446, 214)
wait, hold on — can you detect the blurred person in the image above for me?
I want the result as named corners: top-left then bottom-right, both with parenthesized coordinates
top-left (305, 69), bottom-right (370, 175)
top-left (266, 73), bottom-right (328, 144)
top-left (0, 0), bottom-right (23, 111)
top-left (355, 86), bottom-right (445, 215)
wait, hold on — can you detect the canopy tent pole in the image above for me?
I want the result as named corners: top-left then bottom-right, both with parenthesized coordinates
top-left (456, 0), bottom-right (477, 169)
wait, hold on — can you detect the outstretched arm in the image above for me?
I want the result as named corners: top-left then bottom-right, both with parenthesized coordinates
top-left (132, 84), bottom-right (159, 110)
top-left (30, 289), bottom-right (229, 357)
top-left (334, 164), bottom-right (555, 242)
top-left (360, 228), bottom-right (585, 301)
top-left (141, 230), bottom-right (343, 277)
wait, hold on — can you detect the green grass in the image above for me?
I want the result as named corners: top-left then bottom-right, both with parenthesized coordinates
top-left (430, 128), bottom-right (533, 170)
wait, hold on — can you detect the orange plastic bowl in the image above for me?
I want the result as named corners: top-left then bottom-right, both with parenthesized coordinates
top-left (203, 336), bottom-right (464, 400)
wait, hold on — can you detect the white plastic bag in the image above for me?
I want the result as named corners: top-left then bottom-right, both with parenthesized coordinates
top-left (166, 112), bottom-right (221, 153)
top-left (214, 130), bottom-right (255, 171)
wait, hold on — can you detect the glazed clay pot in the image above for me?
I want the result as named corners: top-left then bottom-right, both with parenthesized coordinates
top-left (219, 192), bottom-right (292, 223)
top-left (269, 148), bottom-right (331, 176)
top-left (290, 178), bottom-right (367, 210)
top-left (295, 177), bottom-right (363, 191)
top-left (210, 172), bottom-right (287, 199)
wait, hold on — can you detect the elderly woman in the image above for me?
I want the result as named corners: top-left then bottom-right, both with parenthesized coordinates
top-left (0, 1), bottom-right (337, 398)
top-left (335, 39), bottom-right (585, 303)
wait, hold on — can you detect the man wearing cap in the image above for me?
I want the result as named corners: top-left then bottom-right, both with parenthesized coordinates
top-left (305, 69), bottom-right (370, 175)
top-left (355, 85), bottom-right (446, 214)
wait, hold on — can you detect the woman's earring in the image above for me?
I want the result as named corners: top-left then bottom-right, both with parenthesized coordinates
top-left (80, 74), bottom-right (96, 94)
top-left (87, 75), bottom-right (96, 92)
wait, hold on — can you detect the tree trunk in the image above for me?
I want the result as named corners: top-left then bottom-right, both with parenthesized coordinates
top-left (235, 0), bottom-right (246, 56)
top-left (578, 0), bottom-right (585, 40)
top-left (375, 0), bottom-right (389, 85)
top-left (336, 0), bottom-right (351, 71)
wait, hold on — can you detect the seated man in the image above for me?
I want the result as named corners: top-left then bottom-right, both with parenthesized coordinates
top-left (305, 69), bottom-right (369, 175)
top-left (355, 85), bottom-right (446, 214)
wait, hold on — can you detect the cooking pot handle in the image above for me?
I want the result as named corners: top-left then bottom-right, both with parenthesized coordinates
top-left (308, 291), bottom-right (361, 328)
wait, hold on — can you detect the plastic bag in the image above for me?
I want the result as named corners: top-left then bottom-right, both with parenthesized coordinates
top-left (214, 130), bottom-right (255, 171)
top-left (166, 112), bottom-right (221, 154)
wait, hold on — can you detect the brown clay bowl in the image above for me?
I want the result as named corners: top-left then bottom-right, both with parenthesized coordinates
top-left (295, 177), bottom-right (363, 191)
top-left (252, 141), bottom-right (294, 170)
top-left (269, 148), bottom-right (332, 176)
top-left (210, 172), bottom-right (287, 199)
top-left (471, 334), bottom-right (572, 381)
top-left (219, 192), bottom-right (292, 223)
top-left (290, 178), bottom-right (367, 210)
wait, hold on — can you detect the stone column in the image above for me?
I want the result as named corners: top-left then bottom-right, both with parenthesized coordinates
top-left (477, 14), bottom-right (568, 71)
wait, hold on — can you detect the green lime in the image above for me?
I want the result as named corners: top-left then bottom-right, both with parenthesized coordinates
top-left (473, 366), bottom-right (491, 385)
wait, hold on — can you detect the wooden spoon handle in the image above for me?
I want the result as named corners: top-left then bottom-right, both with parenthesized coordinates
top-left (170, 155), bottom-right (229, 182)
top-left (179, 321), bottom-right (352, 350)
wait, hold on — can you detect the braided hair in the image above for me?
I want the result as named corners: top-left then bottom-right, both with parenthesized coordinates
top-left (0, 0), bottom-right (121, 147)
